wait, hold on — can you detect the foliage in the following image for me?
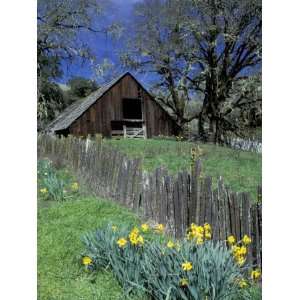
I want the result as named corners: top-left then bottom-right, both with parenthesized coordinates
top-left (68, 76), bottom-right (98, 98)
top-left (83, 222), bottom-right (260, 300)
top-left (62, 76), bottom-right (99, 106)
top-left (37, 80), bottom-right (65, 130)
top-left (38, 159), bottom-right (79, 201)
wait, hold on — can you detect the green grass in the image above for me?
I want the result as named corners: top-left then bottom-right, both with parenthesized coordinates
top-left (104, 138), bottom-right (261, 199)
top-left (38, 196), bottom-right (143, 300)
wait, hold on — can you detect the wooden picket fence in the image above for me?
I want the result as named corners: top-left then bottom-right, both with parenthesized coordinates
top-left (38, 135), bottom-right (262, 267)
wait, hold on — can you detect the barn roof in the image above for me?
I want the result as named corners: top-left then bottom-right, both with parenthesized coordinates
top-left (45, 72), bottom-right (178, 133)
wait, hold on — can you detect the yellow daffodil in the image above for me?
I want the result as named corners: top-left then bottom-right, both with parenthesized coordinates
top-left (238, 278), bottom-right (248, 288)
top-left (204, 223), bottom-right (211, 232)
top-left (239, 246), bottom-right (247, 256)
top-left (167, 240), bottom-right (175, 248)
top-left (242, 235), bottom-right (251, 245)
top-left (141, 223), bottom-right (149, 232)
top-left (179, 278), bottom-right (189, 287)
top-left (71, 182), bottom-right (79, 191)
top-left (196, 237), bottom-right (204, 245)
top-left (117, 238), bottom-right (127, 248)
top-left (137, 235), bottom-right (144, 245)
top-left (182, 261), bottom-right (193, 271)
top-left (129, 227), bottom-right (144, 246)
top-left (155, 224), bottom-right (165, 233)
top-left (129, 233), bottom-right (138, 245)
top-left (251, 269), bottom-right (261, 281)
top-left (227, 235), bottom-right (236, 245)
top-left (204, 231), bottom-right (212, 240)
top-left (40, 188), bottom-right (48, 194)
top-left (187, 223), bottom-right (205, 241)
top-left (111, 225), bottom-right (117, 232)
top-left (82, 256), bottom-right (92, 265)
top-left (131, 227), bottom-right (139, 235)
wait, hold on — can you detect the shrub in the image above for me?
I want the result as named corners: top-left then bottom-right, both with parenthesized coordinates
top-left (82, 223), bottom-right (259, 299)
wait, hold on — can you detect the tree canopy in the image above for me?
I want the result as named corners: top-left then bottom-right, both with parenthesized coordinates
top-left (122, 0), bottom-right (261, 141)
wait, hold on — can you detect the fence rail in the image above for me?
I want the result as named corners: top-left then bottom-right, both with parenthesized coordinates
top-left (224, 137), bottom-right (262, 153)
top-left (38, 135), bottom-right (262, 267)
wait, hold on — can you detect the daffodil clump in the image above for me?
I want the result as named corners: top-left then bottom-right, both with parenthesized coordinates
top-left (251, 268), bottom-right (261, 281)
top-left (235, 268), bottom-right (262, 291)
top-left (38, 159), bottom-right (80, 201)
top-left (186, 222), bottom-right (212, 244)
top-left (82, 222), bottom-right (257, 300)
top-left (227, 234), bottom-right (252, 266)
top-left (128, 227), bottom-right (144, 246)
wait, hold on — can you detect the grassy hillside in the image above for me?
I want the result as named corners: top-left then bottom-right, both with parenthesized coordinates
top-left (104, 138), bottom-right (261, 199)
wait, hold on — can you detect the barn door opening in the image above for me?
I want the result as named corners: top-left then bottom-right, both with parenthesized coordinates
top-left (122, 98), bottom-right (142, 120)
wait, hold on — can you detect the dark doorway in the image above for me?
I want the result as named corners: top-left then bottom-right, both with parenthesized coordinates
top-left (123, 98), bottom-right (142, 119)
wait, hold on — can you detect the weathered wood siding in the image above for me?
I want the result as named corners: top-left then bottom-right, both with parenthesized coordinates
top-left (68, 74), bottom-right (178, 138)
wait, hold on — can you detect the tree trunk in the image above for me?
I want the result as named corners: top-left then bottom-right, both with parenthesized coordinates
top-left (197, 112), bottom-right (207, 141)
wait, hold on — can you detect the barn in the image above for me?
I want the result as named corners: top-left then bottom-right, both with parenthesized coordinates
top-left (46, 72), bottom-right (179, 138)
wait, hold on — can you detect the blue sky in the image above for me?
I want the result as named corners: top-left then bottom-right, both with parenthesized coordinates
top-left (58, 0), bottom-right (260, 89)
top-left (59, 0), bottom-right (149, 86)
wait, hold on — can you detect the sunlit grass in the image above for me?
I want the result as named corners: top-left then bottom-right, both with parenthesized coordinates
top-left (104, 138), bottom-right (261, 199)
top-left (38, 197), bottom-right (143, 300)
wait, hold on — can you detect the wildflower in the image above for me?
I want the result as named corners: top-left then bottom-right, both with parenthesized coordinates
top-left (82, 256), bottom-right (92, 265)
top-left (204, 231), bottom-right (212, 240)
top-left (204, 223), bottom-right (211, 232)
top-left (129, 227), bottom-right (143, 246)
top-left (232, 245), bottom-right (247, 257)
top-left (167, 240), bottom-right (175, 249)
top-left (238, 278), bottom-right (248, 288)
top-left (242, 235), bottom-right (252, 245)
top-left (117, 238), bottom-right (127, 248)
top-left (129, 233), bottom-right (138, 245)
top-left (71, 182), bottom-right (79, 191)
top-left (227, 235), bottom-right (236, 245)
top-left (251, 269), bottom-right (261, 281)
top-left (137, 235), bottom-right (144, 245)
top-left (179, 278), bottom-right (189, 287)
top-left (111, 225), bottom-right (117, 232)
top-left (141, 223), bottom-right (149, 232)
top-left (40, 188), bottom-right (48, 194)
top-left (187, 223), bottom-right (204, 241)
top-left (155, 224), bottom-right (165, 233)
top-left (182, 261), bottom-right (193, 271)
top-left (196, 237), bottom-right (204, 245)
